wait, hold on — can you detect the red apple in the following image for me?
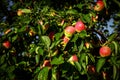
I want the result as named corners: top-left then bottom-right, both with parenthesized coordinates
top-left (48, 31), bottom-right (55, 41)
top-left (42, 60), bottom-right (51, 67)
top-left (75, 21), bottom-right (86, 32)
top-left (3, 41), bottom-right (11, 49)
top-left (99, 46), bottom-right (111, 57)
top-left (62, 36), bottom-right (70, 45)
top-left (94, 1), bottom-right (105, 11)
top-left (68, 54), bottom-right (78, 62)
top-left (64, 26), bottom-right (75, 37)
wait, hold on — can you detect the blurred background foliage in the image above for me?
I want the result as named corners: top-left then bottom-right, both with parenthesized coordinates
top-left (0, 0), bottom-right (120, 80)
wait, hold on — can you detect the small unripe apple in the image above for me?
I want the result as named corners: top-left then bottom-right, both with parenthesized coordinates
top-left (94, 1), bottom-right (105, 11)
top-left (92, 15), bottom-right (98, 22)
top-left (60, 19), bottom-right (65, 26)
top-left (99, 46), bottom-right (111, 57)
top-left (85, 42), bottom-right (90, 49)
top-left (64, 26), bottom-right (75, 37)
top-left (87, 65), bottom-right (96, 74)
top-left (3, 41), bottom-right (11, 49)
top-left (62, 36), bottom-right (70, 45)
top-left (102, 71), bottom-right (109, 80)
top-left (68, 54), bottom-right (78, 62)
top-left (42, 60), bottom-right (51, 67)
top-left (29, 29), bottom-right (36, 36)
top-left (17, 9), bottom-right (23, 16)
top-left (75, 21), bottom-right (86, 32)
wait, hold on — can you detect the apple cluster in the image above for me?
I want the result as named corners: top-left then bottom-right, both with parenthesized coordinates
top-left (63, 21), bottom-right (86, 45)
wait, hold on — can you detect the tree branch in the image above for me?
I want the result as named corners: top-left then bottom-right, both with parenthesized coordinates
top-left (113, 0), bottom-right (120, 8)
top-left (87, 29), bottom-right (107, 43)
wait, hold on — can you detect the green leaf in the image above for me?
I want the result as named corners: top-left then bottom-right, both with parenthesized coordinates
top-left (0, 63), bottom-right (7, 70)
top-left (74, 62), bottom-right (82, 73)
top-left (83, 14), bottom-right (91, 23)
top-left (79, 53), bottom-right (87, 74)
top-left (113, 65), bottom-right (117, 80)
top-left (55, 32), bottom-right (63, 40)
top-left (18, 26), bottom-right (27, 32)
top-left (29, 46), bottom-right (36, 54)
top-left (7, 66), bottom-right (15, 73)
top-left (108, 33), bottom-right (117, 42)
top-left (78, 40), bottom-right (84, 54)
top-left (71, 34), bottom-right (79, 42)
top-left (50, 40), bottom-right (62, 49)
top-left (21, 9), bottom-right (32, 13)
top-left (35, 47), bottom-right (44, 55)
top-left (41, 36), bottom-right (51, 49)
top-left (12, 35), bottom-right (18, 42)
top-left (38, 67), bottom-right (49, 80)
top-left (112, 41), bottom-right (119, 55)
top-left (87, 53), bottom-right (95, 63)
top-left (34, 67), bottom-right (40, 74)
top-left (0, 54), bottom-right (6, 65)
top-left (51, 67), bottom-right (57, 80)
top-left (66, 9), bottom-right (78, 14)
top-left (35, 54), bottom-right (40, 64)
top-left (17, 61), bottom-right (26, 65)
top-left (78, 30), bottom-right (87, 38)
top-left (96, 58), bottom-right (106, 72)
top-left (41, 6), bottom-right (49, 13)
top-left (77, 3), bottom-right (83, 9)
top-left (51, 55), bottom-right (64, 65)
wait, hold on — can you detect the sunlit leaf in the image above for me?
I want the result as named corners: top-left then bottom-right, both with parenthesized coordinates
top-left (12, 35), bottom-right (18, 42)
top-left (51, 55), bottom-right (64, 65)
top-left (35, 54), bottom-right (40, 64)
top-left (0, 54), bottom-right (6, 65)
top-left (74, 62), bottom-right (82, 73)
top-left (38, 67), bottom-right (49, 80)
top-left (78, 30), bottom-right (87, 39)
top-left (41, 36), bottom-right (51, 49)
top-left (66, 9), bottom-right (78, 14)
top-left (108, 33), bottom-right (117, 42)
top-left (21, 9), bottom-right (32, 13)
top-left (96, 58), bottom-right (106, 72)
top-left (35, 47), bottom-right (44, 55)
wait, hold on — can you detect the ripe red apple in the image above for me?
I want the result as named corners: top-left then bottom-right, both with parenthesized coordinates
top-left (3, 41), bottom-right (11, 49)
top-left (75, 21), bottom-right (86, 32)
top-left (94, 1), bottom-right (105, 11)
top-left (99, 46), bottom-right (111, 57)
top-left (68, 54), bottom-right (78, 62)
top-left (64, 26), bottom-right (75, 37)
top-left (42, 60), bottom-right (51, 67)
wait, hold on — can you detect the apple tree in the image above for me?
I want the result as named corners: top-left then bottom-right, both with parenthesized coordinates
top-left (0, 0), bottom-right (120, 80)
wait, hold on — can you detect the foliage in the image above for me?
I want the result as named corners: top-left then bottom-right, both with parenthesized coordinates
top-left (0, 0), bottom-right (120, 80)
